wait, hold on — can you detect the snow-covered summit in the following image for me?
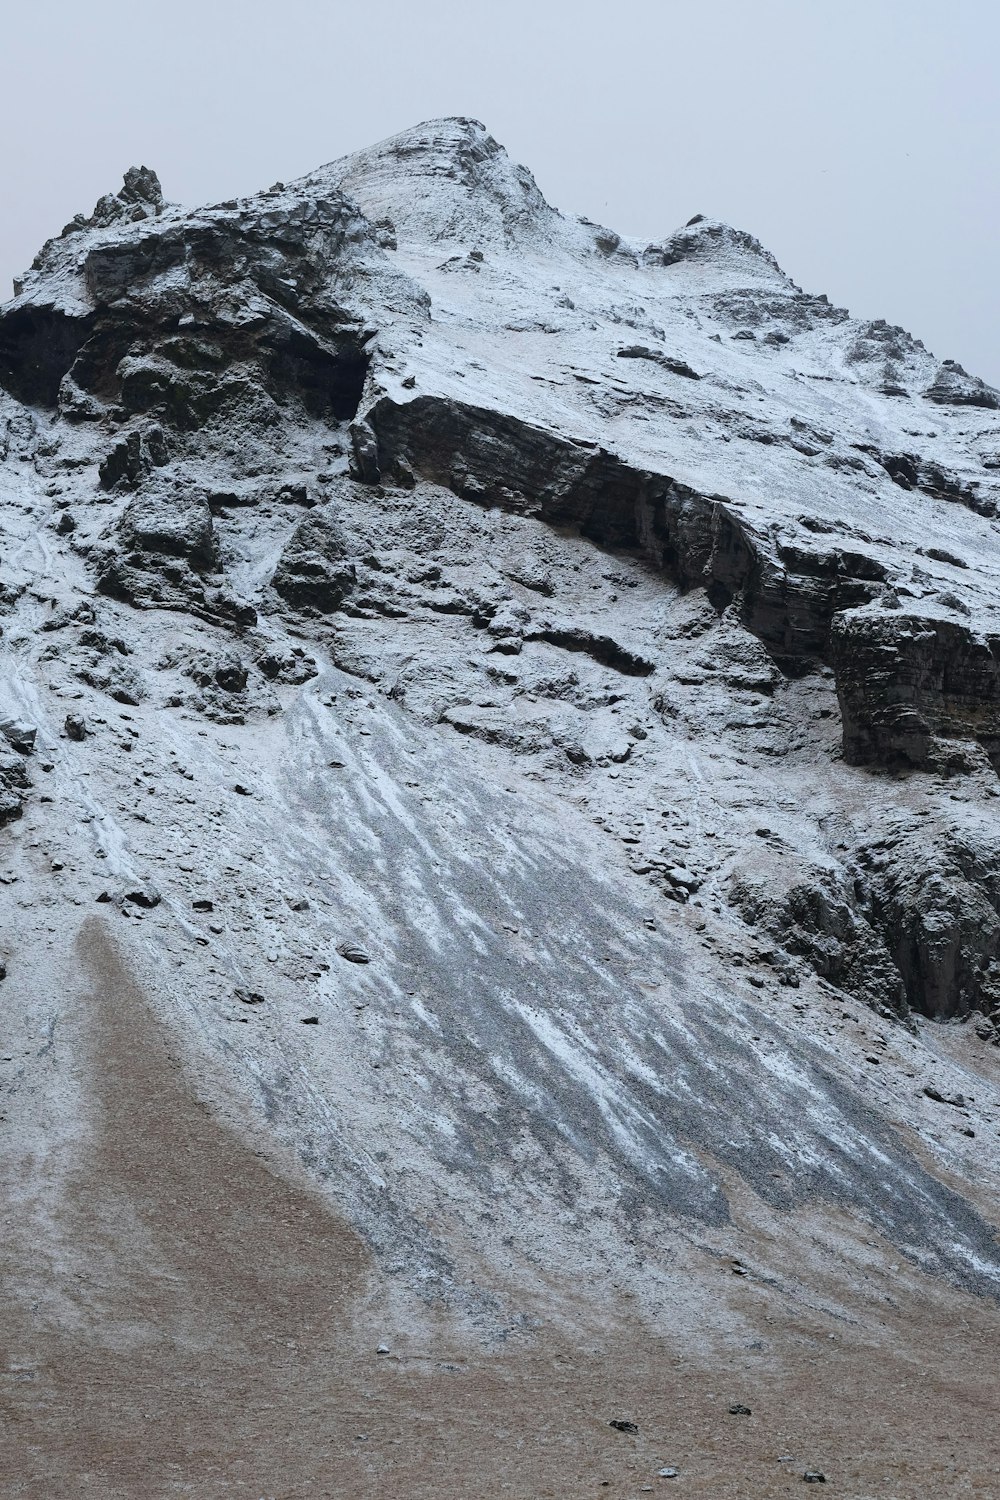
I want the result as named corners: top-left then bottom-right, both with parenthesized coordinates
top-left (307, 115), bottom-right (560, 252)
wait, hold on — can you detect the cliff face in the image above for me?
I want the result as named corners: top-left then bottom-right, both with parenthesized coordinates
top-left (2, 118), bottom-right (1000, 1373)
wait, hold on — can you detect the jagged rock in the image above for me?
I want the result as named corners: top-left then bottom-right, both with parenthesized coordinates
top-left (122, 882), bottom-right (161, 909)
top-left (64, 714), bottom-right (87, 741)
top-left (924, 360), bottom-right (1000, 410)
top-left (95, 489), bottom-right (223, 617)
top-left (0, 720), bottom-right (36, 755)
top-left (255, 645), bottom-right (318, 684)
top-left (272, 509), bottom-right (356, 613)
top-left (214, 654), bottom-right (249, 693)
top-left (831, 607), bottom-right (1000, 770)
top-left (731, 870), bottom-right (907, 1018)
top-left (98, 426), bottom-right (169, 489)
top-left (116, 490), bottom-right (215, 570)
top-left (0, 741), bottom-right (29, 826)
top-left (616, 345), bottom-right (701, 379)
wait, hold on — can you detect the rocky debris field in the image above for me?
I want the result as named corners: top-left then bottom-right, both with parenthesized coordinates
top-left (1, 120), bottom-right (1000, 1496)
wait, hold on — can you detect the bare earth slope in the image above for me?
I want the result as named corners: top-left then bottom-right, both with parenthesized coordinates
top-left (1, 120), bottom-right (1000, 1496)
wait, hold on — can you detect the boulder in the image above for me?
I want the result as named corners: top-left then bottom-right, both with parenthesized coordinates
top-left (272, 510), bottom-right (356, 614)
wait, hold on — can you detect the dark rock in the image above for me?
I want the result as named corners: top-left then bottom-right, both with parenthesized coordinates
top-left (925, 360), bottom-right (1000, 410)
top-left (98, 426), bottom-right (169, 490)
top-left (734, 818), bottom-right (1000, 1024)
top-left (728, 1404), bottom-right (752, 1416)
top-left (96, 489), bottom-right (219, 615)
top-left (831, 608), bottom-right (1000, 772)
top-left (616, 345), bottom-right (700, 379)
top-left (192, 899), bottom-right (214, 912)
top-left (337, 943), bottom-right (371, 964)
top-left (300, 1016), bottom-right (319, 1025)
top-left (235, 988), bottom-right (265, 1005)
top-left (64, 713), bottom-right (87, 741)
top-left (802, 1474), bottom-right (827, 1484)
top-left (609, 1420), bottom-right (639, 1434)
top-left (0, 719), bottom-right (37, 754)
top-left (924, 1086), bottom-right (968, 1108)
top-left (2, 187), bottom-right (378, 427)
top-left (255, 646), bottom-right (319, 684)
top-left (214, 654), bottom-right (248, 693)
top-left (117, 491), bottom-right (215, 570)
top-left (272, 510), bottom-right (356, 614)
top-left (123, 882), bottom-right (161, 908)
top-left (119, 165), bottom-right (165, 211)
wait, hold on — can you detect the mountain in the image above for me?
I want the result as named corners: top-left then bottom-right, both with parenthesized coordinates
top-left (1, 118), bottom-right (999, 1497)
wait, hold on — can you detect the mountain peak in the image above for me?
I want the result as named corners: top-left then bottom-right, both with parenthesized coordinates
top-left (306, 116), bottom-right (557, 251)
top-left (641, 215), bottom-right (793, 290)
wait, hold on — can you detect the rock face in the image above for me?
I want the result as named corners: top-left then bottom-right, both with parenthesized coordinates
top-left (271, 509), bottom-right (356, 613)
top-left (2, 119), bottom-right (1000, 1345)
top-left (832, 606), bottom-right (1000, 770)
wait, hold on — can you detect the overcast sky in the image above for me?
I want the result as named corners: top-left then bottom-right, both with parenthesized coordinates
top-left (2, 0), bottom-right (997, 383)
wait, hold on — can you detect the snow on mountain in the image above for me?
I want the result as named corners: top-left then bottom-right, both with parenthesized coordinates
top-left (1, 117), bottom-right (1000, 1495)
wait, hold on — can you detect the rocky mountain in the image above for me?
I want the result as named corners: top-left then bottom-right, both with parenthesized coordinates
top-left (2, 118), bottom-right (1000, 1496)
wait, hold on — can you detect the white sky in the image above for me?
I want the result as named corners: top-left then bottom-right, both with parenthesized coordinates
top-left (1, 0), bottom-right (997, 383)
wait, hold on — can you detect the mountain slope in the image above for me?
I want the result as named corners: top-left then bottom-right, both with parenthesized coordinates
top-left (1, 120), bottom-right (999, 1497)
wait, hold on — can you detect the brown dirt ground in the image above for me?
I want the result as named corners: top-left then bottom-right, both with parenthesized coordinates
top-left (1, 920), bottom-right (998, 1499)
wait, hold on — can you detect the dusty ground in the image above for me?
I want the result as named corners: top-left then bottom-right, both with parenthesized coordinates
top-left (0, 919), bottom-right (996, 1500)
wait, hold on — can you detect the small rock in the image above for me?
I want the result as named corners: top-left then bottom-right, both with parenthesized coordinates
top-left (300, 1016), bottom-right (319, 1025)
top-left (728, 1404), bottom-right (752, 1416)
top-left (657, 1467), bottom-right (679, 1478)
top-left (924, 1085), bottom-right (967, 1108)
top-left (376, 1343), bottom-right (390, 1355)
top-left (233, 783), bottom-right (252, 796)
top-left (192, 899), bottom-right (214, 912)
top-left (609, 1419), bottom-right (639, 1434)
top-left (234, 989), bottom-right (265, 1006)
top-left (803, 1474), bottom-right (826, 1485)
top-left (337, 942), bottom-right (371, 964)
top-left (64, 714), bottom-right (87, 741)
top-left (214, 654), bottom-right (248, 693)
top-left (123, 883), bottom-right (161, 909)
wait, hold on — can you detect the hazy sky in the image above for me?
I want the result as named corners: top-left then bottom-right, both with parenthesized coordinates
top-left (2, 0), bottom-right (997, 383)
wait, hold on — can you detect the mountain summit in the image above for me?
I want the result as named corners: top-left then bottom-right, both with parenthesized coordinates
top-left (1, 121), bottom-right (999, 1495)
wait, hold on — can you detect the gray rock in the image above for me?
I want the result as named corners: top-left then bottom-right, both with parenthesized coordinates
top-left (272, 510), bottom-right (356, 614)
top-left (337, 943), bottom-right (371, 964)
top-left (0, 719), bottom-right (36, 754)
